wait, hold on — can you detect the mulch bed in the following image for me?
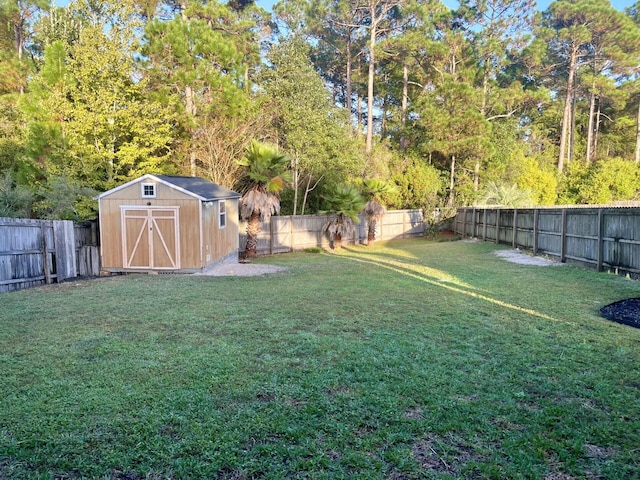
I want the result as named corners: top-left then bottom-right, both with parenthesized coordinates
top-left (600, 298), bottom-right (640, 329)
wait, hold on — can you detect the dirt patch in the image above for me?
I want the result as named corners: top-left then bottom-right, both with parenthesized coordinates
top-left (412, 433), bottom-right (482, 475)
top-left (197, 260), bottom-right (287, 277)
top-left (494, 249), bottom-right (563, 267)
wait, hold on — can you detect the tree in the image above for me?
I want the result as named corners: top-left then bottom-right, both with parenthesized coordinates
top-left (261, 36), bottom-right (365, 215)
top-left (237, 141), bottom-right (292, 258)
top-left (142, 0), bottom-right (254, 176)
top-left (415, 79), bottom-right (491, 206)
top-left (0, 0), bottom-right (49, 92)
top-left (322, 183), bottom-right (365, 249)
top-left (0, 170), bottom-right (32, 217)
top-left (544, 0), bottom-right (594, 171)
top-left (476, 181), bottom-right (533, 207)
top-left (361, 178), bottom-right (395, 244)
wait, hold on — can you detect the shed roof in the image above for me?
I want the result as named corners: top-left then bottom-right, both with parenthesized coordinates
top-left (155, 175), bottom-right (241, 201)
top-left (98, 174), bottom-right (241, 201)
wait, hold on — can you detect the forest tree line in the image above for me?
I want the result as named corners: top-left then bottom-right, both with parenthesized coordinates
top-left (1, 0), bottom-right (639, 220)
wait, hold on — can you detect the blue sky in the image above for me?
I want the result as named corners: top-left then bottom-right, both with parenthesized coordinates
top-left (54, 0), bottom-right (637, 12)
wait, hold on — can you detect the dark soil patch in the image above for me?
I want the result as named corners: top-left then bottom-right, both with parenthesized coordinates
top-left (600, 298), bottom-right (640, 329)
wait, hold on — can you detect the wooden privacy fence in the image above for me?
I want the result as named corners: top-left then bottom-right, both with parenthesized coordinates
top-left (454, 206), bottom-right (640, 276)
top-left (0, 218), bottom-right (100, 293)
top-left (240, 209), bottom-right (426, 255)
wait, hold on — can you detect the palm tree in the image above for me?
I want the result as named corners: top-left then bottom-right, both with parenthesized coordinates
top-left (477, 182), bottom-right (533, 208)
top-left (236, 141), bottom-right (292, 258)
top-left (322, 184), bottom-right (365, 249)
top-left (362, 179), bottom-right (395, 244)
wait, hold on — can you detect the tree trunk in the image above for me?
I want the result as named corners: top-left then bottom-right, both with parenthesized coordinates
top-left (400, 60), bottom-right (408, 151)
top-left (448, 155), bottom-right (456, 207)
top-left (367, 220), bottom-right (376, 244)
top-left (357, 92), bottom-right (363, 133)
top-left (558, 45), bottom-right (578, 173)
top-left (334, 233), bottom-right (342, 250)
top-left (292, 154), bottom-right (299, 216)
top-left (473, 160), bottom-right (480, 192)
top-left (594, 98), bottom-right (602, 161)
top-left (244, 211), bottom-right (260, 258)
top-left (381, 93), bottom-right (387, 139)
top-left (635, 96), bottom-right (640, 163)
top-left (301, 175), bottom-right (311, 215)
top-left (569, 76), bottom-right (577, 164)
top-left (366, 17), bottom-right (376, 154)
top-left (586, 88), bottom-right (596, 164)
top-left (346, 34), bottom-right (353, 121)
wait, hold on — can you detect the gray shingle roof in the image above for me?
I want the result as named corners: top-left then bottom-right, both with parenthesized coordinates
top-left (156, 175), bottom-right (241, 201)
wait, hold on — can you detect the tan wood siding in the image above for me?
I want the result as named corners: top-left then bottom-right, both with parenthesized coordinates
top-left (104, 180), bottom-right (194, 202)
top-left (99, 177), bottom-right (239, 271)
top-left (201, 199), bottom-right (239, 266)
top-left (100, 197), bottom-right (200, 270)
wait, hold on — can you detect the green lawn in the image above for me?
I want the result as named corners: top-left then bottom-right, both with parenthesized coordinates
top-left (2, 239), bottom-right (640, 479)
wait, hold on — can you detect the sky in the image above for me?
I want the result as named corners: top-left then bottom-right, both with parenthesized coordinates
top-left (54, 0), bottom-right (638, 12)
top-left (254, 0), bottom-right (636, 12)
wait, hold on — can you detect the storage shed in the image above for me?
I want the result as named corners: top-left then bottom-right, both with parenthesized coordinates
top-left (98, 174), bottom-right (240, 273)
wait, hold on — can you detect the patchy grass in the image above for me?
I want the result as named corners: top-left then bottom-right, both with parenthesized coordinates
top-left (1, 239), bottom-right (640, 479)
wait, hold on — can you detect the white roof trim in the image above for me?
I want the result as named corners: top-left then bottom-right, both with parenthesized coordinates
top-left (97, 174), bottom-right (205, 201)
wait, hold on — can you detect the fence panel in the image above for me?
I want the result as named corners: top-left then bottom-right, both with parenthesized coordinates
top-left (0, 218), bottom-right (99, 293)
top-left (240, 209), bottom-right (430, 256)
top-left (453, 206), bottom-right (640, 278)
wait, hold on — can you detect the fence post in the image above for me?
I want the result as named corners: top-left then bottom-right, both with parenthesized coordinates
top-left (533, 209), bottom-right (539, 255)
top-left (597, 209), bottom-right (604, 272)
top-left (53, 220), bottom-right (77, 282)
top-left (512, 209), bottom-right (518, 248)
top-left (471, 208), bottom-right (477, 238)
top-left (495, 209), bottom-right (500, 244)
top-left (269, 219), bottom-right (274, 255)
top-left (560, 209), bottom-right (567, 263)
top-left (482, 209), bottom-right (487, 241)
top-left (40, 223), bottom-right (51, 284)
top-left (290, 216), bottom-right (294, 253)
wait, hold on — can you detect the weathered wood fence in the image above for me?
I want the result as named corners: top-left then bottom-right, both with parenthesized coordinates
top-left (240, 209), bottom-right (427, 255)
top-left (454, 207), bottom-right (640, 276)
top-left (0, 218), bottom-right (100, 293)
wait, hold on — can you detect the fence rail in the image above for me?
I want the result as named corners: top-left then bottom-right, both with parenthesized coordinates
top-left (240, 209), bottom-right (427, 255)
top-left (0, 218), bottom-right (99, 293)
top-left (454, 207), bottom-right (640, 276)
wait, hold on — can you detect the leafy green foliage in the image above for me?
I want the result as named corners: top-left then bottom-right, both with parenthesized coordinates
top-left (261, 36), bottom-right (365, 214)
top-left (31, 175), bottom-right (98, 221)
top-left (559, 158), bottom-right (640, 205)
top-left (477, 181), bottom-right (534, 207)
top-left (322, 184), bottom-right (365, 223)
top-left (514, 157), bottom-right (558, 205)
top-left (390, 158), bottom-right (445, 210)
top-left (322, 184), bottom-right (365, 246)
top-left (0, 170), bottom-right (32, 217)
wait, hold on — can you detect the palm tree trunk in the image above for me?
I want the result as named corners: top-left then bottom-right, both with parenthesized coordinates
top-left (245, 211), bottom-right (260, 258)
top-left (368, 220), bottom-right (376, 244)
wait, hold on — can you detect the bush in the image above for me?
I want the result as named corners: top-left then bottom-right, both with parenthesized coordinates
top-left (559, 158), bottom-right (640, 205)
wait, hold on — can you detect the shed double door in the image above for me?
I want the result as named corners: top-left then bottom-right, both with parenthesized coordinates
top-left (121, 207), bottom-right (180, 269)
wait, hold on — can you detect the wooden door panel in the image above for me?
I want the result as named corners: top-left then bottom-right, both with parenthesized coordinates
top-left (151, 216), bottom-right (178, 268)
top-left (124, 216), bottom-right (150, 268)
top-left (122, 207), bottom-right (180, 270)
